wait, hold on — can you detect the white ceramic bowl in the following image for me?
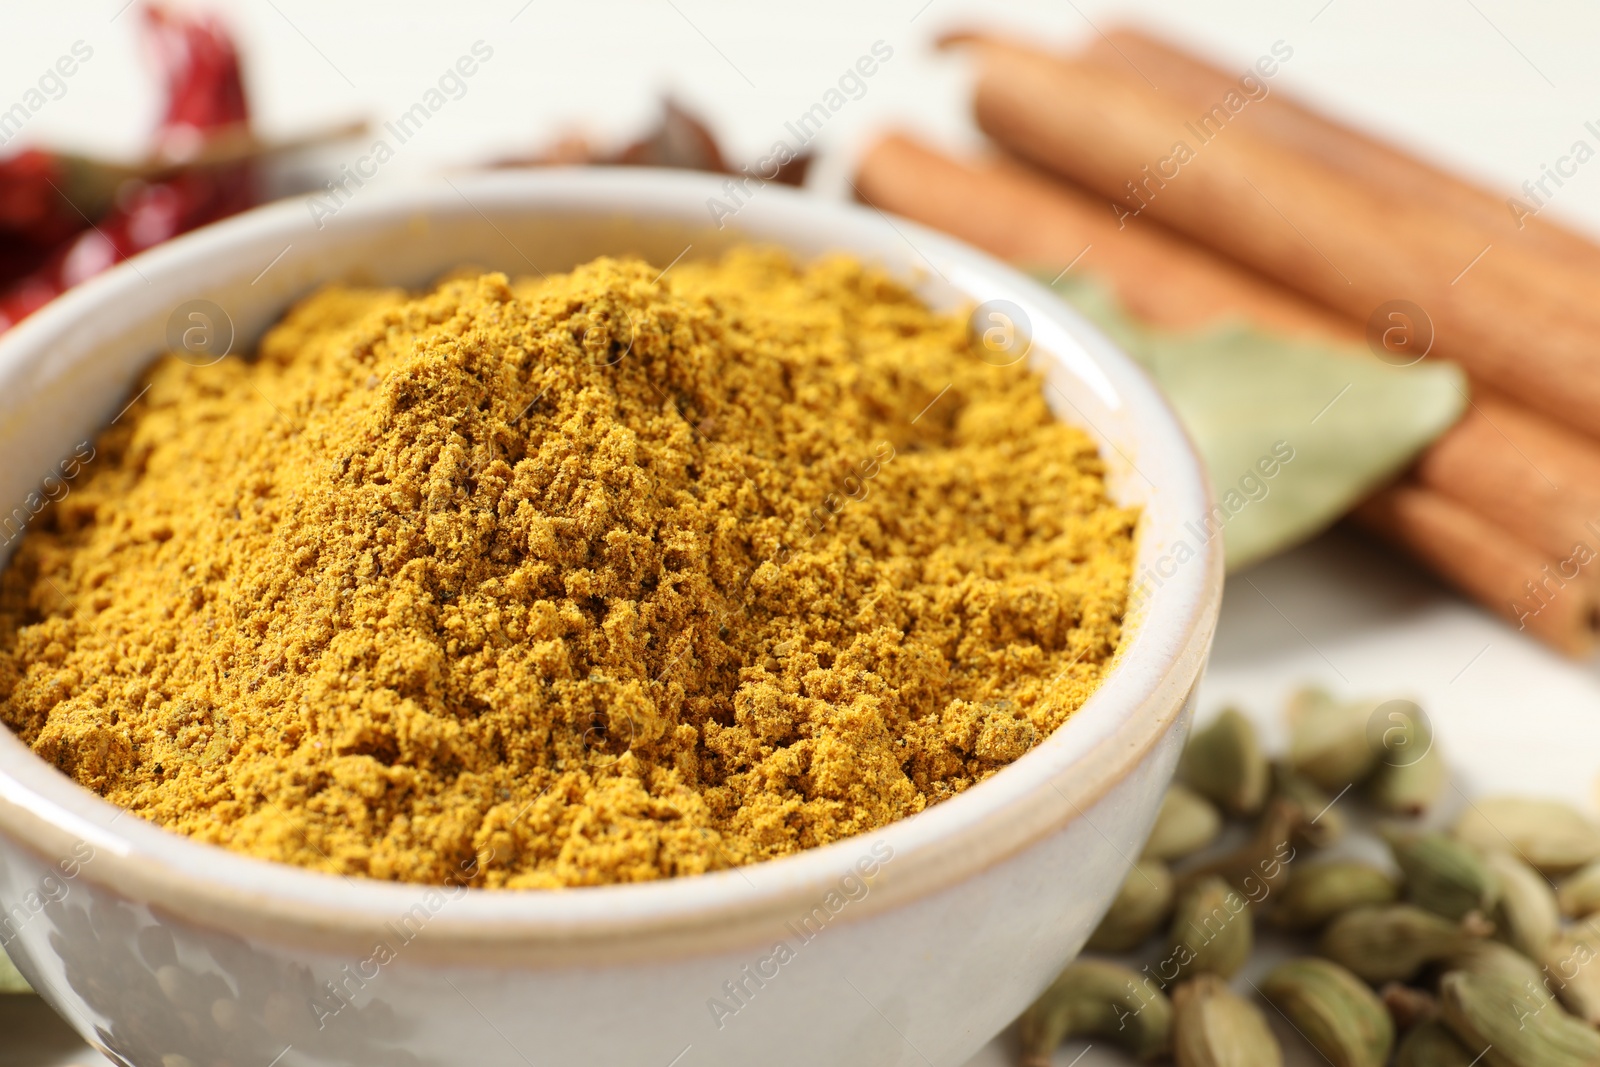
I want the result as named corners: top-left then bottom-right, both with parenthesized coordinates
top-left (0, 170), bottom-right (1219, 1067)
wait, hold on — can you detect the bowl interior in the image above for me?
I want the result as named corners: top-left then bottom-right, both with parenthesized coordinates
top-left (0, 169), bottom-right (1216, 950)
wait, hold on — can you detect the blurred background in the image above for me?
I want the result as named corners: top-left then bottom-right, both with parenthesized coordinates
top-left (6, 0), bottom-right (1600, 218)
top-left (3, 2), bottom-right (1600, 1064)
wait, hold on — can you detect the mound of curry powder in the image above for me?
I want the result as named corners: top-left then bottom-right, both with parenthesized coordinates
top-left (0, 251), bottom-right (1135, 887)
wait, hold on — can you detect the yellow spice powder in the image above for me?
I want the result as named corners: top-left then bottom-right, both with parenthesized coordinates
top-left (0, 250), bottom-right (1135, 888)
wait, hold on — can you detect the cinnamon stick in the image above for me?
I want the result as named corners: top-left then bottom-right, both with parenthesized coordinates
top-left (955, 35), bottom-right (1600, 440)
top-left (1070, 28), bottom-right (1600, 589)
top-left (1353, 483), bottom-right (1599, 657)
top-left (854, 133), bottom-right (1354, 340)
top-left (1414, 389), bottom-right (1600, 566)
top-left (1078, 27), bottom-right (1600, 273)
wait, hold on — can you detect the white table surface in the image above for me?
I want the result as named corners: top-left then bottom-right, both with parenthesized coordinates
top-left (3, 3), bottom-right (1598, 1065)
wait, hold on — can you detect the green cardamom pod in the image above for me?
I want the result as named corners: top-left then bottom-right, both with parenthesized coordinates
top-left (1273, 861), bottom-right (1399, 932)
top-left (1143, 783), bottom-right (1224, 862)
top-left (1018, 958), bottom-right (1172, 1066)
top-left (1557, 859), bottom-right (1600, 919)
top-left (1317, 904), bottom-right (1480, 984)
top-left (1387, 829), bottom-right (1499, 920)
top-left (1171, 974), bottom-right (1282, 1067)
top-left (1284, 687), bottom-right (1378, 792)
top-left (1393, 1018), bottom-right (1479, 1067)
top-left (1273, 762), bottom-right (1346, 850)
top-left (1540, 918), bottom-right (1600, 1027)
top-left (1441, 939), bottom-right (1556, 1009)
top-left (1181, 797), bottom-right (1300, 901)
top-left (1180, 708), bottom-right (1270, 817)
top-left (1365, 742), bottom-right (1446, 817)
top-left (1259, 957), bottom-right (1394, 1067)
top-left (1087, 860), bottom-right (1175, 953)
top-left (1482, 850), bottom-right (1559, 959)
top-left (1453, 797), bottom-right (1600, 876)
top-left (1169, 876), bottom-right (1253, 980)
top-left (1439, 968), bottom-right (1600, 1067)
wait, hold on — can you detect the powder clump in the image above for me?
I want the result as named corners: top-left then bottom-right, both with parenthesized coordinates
top-left (0, 250), bottom-right (1135, 887)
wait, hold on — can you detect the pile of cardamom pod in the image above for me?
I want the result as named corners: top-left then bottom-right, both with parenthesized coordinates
top-left (1017, 688), bottom-right (1600, 1067)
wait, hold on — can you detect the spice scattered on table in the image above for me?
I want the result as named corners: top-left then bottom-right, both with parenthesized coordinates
top-left (495, 97), bottom-right (813, 187)
top-left (1016, 687), bottom-right (1600, 1067)
top-left (0, 250), bottom-right (1135, 888)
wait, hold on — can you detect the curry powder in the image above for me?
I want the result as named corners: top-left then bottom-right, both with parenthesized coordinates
top-left (0, 251), bottom-right (1135, 887)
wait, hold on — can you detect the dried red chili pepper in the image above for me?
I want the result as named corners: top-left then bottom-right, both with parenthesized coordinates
top-left (0, 150), bottom-right (82, 247)
top-left (0, 151), bottom-right (78, 292)
top-left (0, 5), bottom-right (254, 334)
top-left (145, 3), bottom-right (251, 157)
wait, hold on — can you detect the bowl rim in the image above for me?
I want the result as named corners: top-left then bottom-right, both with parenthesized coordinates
top-left (0, 168), bottom-right (1220, 959)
